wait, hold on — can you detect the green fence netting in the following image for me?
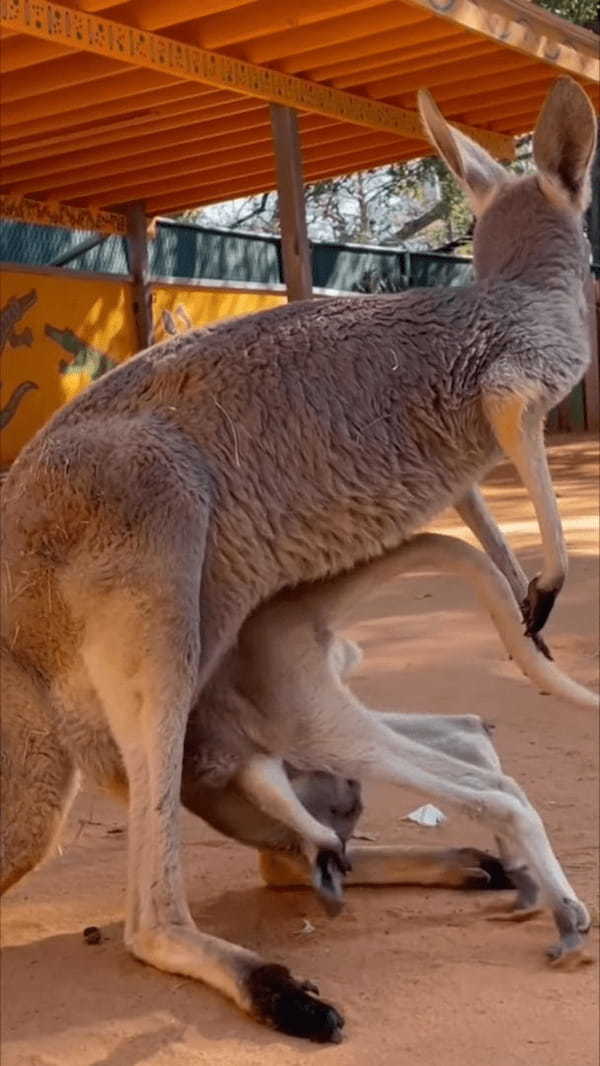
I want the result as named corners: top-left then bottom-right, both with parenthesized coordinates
top-left (1, 218), bottom-right (473, 290)
top-left (0, 218), bottom-right (589, 430)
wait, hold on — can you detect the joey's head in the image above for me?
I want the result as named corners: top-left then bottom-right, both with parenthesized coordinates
top-left (287, 768), bottom-right (363, 845)
top-left (418, 78), bottom-right (597, 286)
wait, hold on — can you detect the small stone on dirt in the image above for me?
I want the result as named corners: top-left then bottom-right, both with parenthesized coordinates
top-left (83, 926), bottom-right (102, 945)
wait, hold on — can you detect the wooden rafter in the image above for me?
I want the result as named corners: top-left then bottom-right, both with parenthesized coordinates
top-left (5, 115), bottom-right (348, 193)
top-left (0, 0), bottom-right (515, 159)
top-left (148, 141), bottom-right (427, 215)
top-left (227, 5), bottom-right (429, 65)
top-left (281, 19), bottom-right (462, 77)
top-left (401, 0), bottom-right (598, 82)
top-left (1, 89), bottom-right (255, 149)
top-left (72, 134), bottom-right (425, 210)
top-left (0, 193), bottom-right (127, 234)
top-left (49, 129), bottom-right (407, 206)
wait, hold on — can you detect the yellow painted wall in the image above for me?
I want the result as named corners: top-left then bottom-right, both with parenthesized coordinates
top-left (151, 284), bottom-right (285, 344)
top-left (0, 269), bottom-right (285, 464)
top-left (0, 269), bottom-right (136, 464)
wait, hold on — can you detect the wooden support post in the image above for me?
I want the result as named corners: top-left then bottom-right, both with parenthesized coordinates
top-left (126, 201), bottom-right (153, 351)
top-left (270, 104), bottom-right (312, 302)
top-left (583, 275), bottom-right (599, 432)
top-left (583, 130), bottom-right (600, 432)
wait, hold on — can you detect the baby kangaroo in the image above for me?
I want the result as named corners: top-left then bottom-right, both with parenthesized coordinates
top-left (181, 533), bottom-right (593, 944)
top-left (1, 78), bottom-right (597, 1042)
top-left (2, 533), bottom-right (594, 1043)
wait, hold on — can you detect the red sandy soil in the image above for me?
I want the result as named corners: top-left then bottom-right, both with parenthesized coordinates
top-left (1, 436), bottom-right (598, 1066)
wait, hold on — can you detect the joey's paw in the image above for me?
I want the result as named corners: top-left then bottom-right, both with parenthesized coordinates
top-left (522, 575), bottom-right (561, 637)
top-left (312, 848), bottom-right (351, 917)
top-left (458, 850), bottom-right (515, 892)
top-left (247, 964), bottom-right (345, 1043)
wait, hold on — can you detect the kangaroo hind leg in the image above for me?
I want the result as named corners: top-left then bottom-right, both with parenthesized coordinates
top-left (0, 645), bottom-right (79, 894)
top-left (80, 556), bottom-right (344, 1043)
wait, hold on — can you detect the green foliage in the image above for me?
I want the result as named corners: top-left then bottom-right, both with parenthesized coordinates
top-left (534, 0), bottom-right (597, 25)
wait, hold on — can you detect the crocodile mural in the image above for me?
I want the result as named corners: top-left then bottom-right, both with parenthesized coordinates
top-left (0, 381), bottom-right (38, 431)
top-left (44, 325), bottom-right (118, 380)
top-left (1, 290), bottom-right (37, 354)
top-left (0, 290), bottom-right (39, 430)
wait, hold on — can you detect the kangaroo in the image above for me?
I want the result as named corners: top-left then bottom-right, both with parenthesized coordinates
top-left (2, 530), bottom-right (590, 1038)
top-left (1, 79), bottom-right (597, 1042)
top-left (180, 529), bottom-right (588, 915)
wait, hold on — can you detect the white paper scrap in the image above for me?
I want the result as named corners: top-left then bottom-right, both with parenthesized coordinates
top-left (402, 803), bottom-right (447, 827)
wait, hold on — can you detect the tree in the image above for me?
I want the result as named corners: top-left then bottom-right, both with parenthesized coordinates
top-left (175, 0), bottom-right (596, 251)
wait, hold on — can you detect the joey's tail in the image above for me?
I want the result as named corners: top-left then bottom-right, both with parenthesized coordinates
top-left (313, 533), bottom-right (598, 711)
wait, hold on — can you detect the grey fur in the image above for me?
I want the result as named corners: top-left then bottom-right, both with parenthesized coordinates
top-left (1, 79), bottom-right (597, 1040)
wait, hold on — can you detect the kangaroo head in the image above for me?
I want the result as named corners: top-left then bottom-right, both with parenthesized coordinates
top-left (418, 78), bottom-right (597, 283)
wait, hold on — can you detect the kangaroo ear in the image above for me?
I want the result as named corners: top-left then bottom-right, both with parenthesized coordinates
top-left (533, 77), bottom-right (597, 211)
top-left (418, 89), bottom-right (508, 215)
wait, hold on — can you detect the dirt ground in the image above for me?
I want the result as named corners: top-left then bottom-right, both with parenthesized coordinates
top-left (1, 435), bottom-right (598, 1066)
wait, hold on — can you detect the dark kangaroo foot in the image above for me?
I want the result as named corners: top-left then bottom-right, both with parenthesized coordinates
top-left (247, 964), bottom-right (345, 1042)
top-left (461, 850), bottom-right (515, 891)
top-left (522, 575), bottom-right (562, 640)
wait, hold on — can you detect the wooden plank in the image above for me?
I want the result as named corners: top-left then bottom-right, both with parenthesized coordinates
top-left (37, 124), bottom-right (398, 203)
top-left (401, 0), bottom-right (599, 81)
top-left (241, 6), bottom-right (427, 65)
top-left (1, 54), bottom-right (128, 103)
top-left (269, 105), bottom-right (312, 303)
top-left (197, 0), bottom-right (380, 50)
top-left (147, 142), bottom-right (424, 214)
top-left (0, 0), bottom-right (515, 158)
top-left (301, 21), bottom-right (461, 80)
top-left (1, 93), bottom-right (258, 159)
top-left (0, 193), bottom-right (126, 234)
top-left (126, 202), bottom-right (154, 351)
top-left (583, 277), bottom-right (600, 432)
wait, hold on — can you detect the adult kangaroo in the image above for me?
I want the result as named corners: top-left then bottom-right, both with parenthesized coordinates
top-left (1, 78), bottom-right (597, 1042)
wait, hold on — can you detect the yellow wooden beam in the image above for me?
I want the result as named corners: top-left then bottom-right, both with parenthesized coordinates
top-left (2, 96), bottom-right (263, 163)
top-left (459, 84), bottom-right (555, 123)
top-left (328, 34), bottom-right (478, 89)
top-left (0, 0), bottom-right (515, 159)
top-left (6, 115), bottom-right (344, 194)
top-left (2, 111), bottom-right (278, 186)
top-left (46, 128), bottom-right (405, 205)
top-left (120, 0), bottom-right (255, 31)
top-left (367, 47), bottom-right (532, 100)
top-left (281, 19), bottom-right (460, 77)
top-left (0, 34), bottom-right (73, 71)
top-left (1, 68), bottom-right (182, 128)
top-left (0, 1), bottom-right (271, 71)
top-left (2, 53), bottom-right (128, 103)
top-left (237, 6), bottom-right (428, 66)
top-left (148, 142), bottom-right (426, 216)
top-left (196, 0), bottom-right (379, 51)
top-left (463, 75), bottom-right (597, 128)
top-left (335, 41), bottom-right (498, 91)
top-left (401, 61), bottom-right (554, 109)
top-left (0, 0), bottom-right (254, 70)
top-left (0, 193), bottom-right (127, 234)
top-left (401, 0), bottom-right (599, 83)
